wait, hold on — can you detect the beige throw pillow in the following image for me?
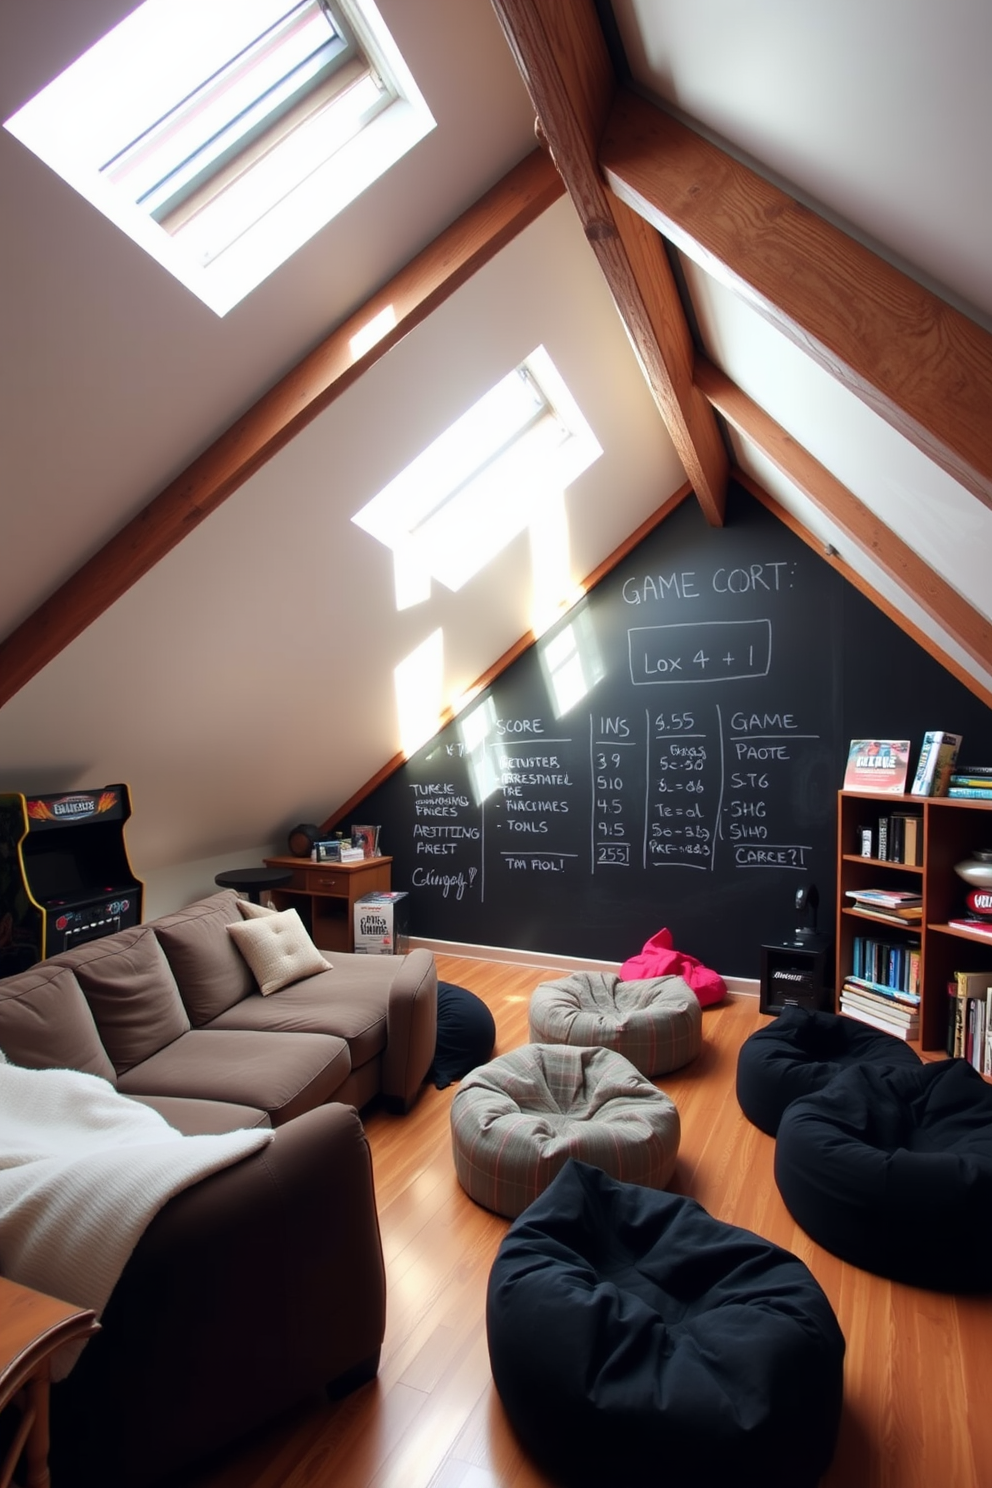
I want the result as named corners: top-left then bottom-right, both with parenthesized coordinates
top-left (227, 908), bottom-right (331, 995)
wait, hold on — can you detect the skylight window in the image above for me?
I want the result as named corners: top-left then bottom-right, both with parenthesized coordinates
top-left (4, 0), bottom-right (434, 315)
top-left (352, 347), bottom-right (603, 608)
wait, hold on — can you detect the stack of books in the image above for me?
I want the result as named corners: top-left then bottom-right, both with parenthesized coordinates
top-left (839, 977), bottom-right (921, 1040)
top-left (947, 766), bottom-right (992, 800)
top-left (857, 811), bottom-right (923, 863)
top-left (844, 887), bottom-right (923, 925)
top-left (946, 972), bottom-right (992, 1073)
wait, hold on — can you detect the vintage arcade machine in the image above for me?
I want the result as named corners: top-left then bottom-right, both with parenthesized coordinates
top-left (0, 784), bottom-right (143, 972)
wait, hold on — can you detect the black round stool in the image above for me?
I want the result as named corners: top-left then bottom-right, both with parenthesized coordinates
top-left (214, 866), bottom-right (293, 905)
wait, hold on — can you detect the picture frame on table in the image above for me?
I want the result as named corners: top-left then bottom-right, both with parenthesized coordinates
top-left (351, 824), bottom-right (381, 858)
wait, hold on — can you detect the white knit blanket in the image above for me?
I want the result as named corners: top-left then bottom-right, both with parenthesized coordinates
top-left (0, 1056), bottom-right (273, 1378)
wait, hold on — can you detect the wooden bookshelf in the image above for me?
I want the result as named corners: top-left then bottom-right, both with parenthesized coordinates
top-left (837, 790), bottom-right (992, 1057)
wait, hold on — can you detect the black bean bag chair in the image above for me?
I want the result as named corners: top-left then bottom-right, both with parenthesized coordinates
top-left (775, 1058), bottom-right (992, 1290)
top-left (736, 1005), bottom-right (922, 1136)
top-left (487, 1160), bottom-right (845, 1488)
top-left (427, 982), bottom-right (496, 1089)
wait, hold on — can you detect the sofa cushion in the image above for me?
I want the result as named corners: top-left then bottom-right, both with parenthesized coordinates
top-left (115, 1028), bottom-right (351, 1126)
top-left (56, 926), bottom-right (190, 1074)
top-left (204, 965), bottom-right (387, 1069)
top-left (227, 909), bottom-right (331, 996)
top-left (153, 891), bottom-right (256, 1025)
top-left (129, 1093), bottom-right (272, 1135)
top-left (0, 961), bottom-right (116, 1083)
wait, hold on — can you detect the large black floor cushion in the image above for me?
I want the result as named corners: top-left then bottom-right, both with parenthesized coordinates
top-left (775, 1058), bottom-right (992, 1290)
top-left (736, 1005), bottom-right (922, 1136)
top-left (528, 970), bottom-right (702, 1077)
top-left (487, 1160), bottom-right (845, 1488)
top-left (451, 1044), bottom-right (680, 1218)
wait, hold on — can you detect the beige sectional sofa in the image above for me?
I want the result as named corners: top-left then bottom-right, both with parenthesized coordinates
top-left (0, 887), bottom-right (438, 1129)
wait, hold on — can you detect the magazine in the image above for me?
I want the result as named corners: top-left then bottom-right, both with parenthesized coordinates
top-left (842, 739), bottom-right (911, 794)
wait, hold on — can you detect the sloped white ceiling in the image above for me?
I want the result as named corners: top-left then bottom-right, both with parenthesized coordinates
top-left (610, 0), bottom-right (992, 691)
top-left (611, 0), bottom-right (992, 326)
top-left (0, 0), bottom-right (539, 640)
top-left (683, 260), bottom-right (992, 698)
top-left (0, 199), bottom-right (681, 877)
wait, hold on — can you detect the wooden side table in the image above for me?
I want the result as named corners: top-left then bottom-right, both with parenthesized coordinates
top-left (263, 854), bottom-right (393, 952)
top-left (0, 1277), bottom-right (98, 1488)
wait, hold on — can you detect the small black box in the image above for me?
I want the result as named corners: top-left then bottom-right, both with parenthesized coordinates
top-left (759, 940), bottom-right (833, 1015)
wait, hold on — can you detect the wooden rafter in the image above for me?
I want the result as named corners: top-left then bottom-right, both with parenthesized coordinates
top-left (0, 149), bottom-right (563, 711)
top-left (696, 355), bottom-right (992, 696)
top-left (488, 0), bottom-right (728, 525)
top-left (602, 88), bottom-right (992, 511)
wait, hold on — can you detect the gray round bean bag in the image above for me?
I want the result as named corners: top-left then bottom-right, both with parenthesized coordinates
top-left (450, 1043), bottom-right (680, 1218)
top-left (528, 970), bottom-right (701, 1077)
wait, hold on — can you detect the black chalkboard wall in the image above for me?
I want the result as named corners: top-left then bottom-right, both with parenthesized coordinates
top-left (349, 484), bottom-right (992, 977)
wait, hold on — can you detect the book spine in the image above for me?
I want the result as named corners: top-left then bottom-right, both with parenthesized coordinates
top-left (877, 815), bottom-right (889, 860)
top-left (890, 813), bottom-right (904, 862)
top-left (910, 732), bottom-right (939, 796)
top-left (970, 999), bottom-right (986, 1071)
top-left (932, 736), bottom-right (963, 796)
top-left (947, 787), bottom-right (992, 799)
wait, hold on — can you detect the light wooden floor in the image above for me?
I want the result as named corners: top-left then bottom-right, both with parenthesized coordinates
top-left (189, 956), bottom-right (992, 1488)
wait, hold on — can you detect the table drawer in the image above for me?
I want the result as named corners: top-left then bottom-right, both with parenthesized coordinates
top-left (308, 870), bottom-right (348, 895)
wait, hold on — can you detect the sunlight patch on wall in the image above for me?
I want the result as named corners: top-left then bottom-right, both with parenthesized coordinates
top-left (351, 346), bottom-right (602, 610)
top-left (394, 628), bottom-right (444, 758)
top-left (527, 487), bottom-right (587, 637)
top-left (457, 695), bottom-right (500, 806)
top-left (538, 607), bottom-right (604, 719)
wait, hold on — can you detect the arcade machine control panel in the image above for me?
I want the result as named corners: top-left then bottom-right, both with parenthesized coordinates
top-left (0, 784), bottom-right (143, 973)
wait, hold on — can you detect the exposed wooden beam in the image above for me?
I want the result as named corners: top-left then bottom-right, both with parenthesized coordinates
top-left (695, 355), bottom-right (992, 695)
top-left (0, 150), bottom-right (563, 711)
top-left (602, 89), bottom-right (992, 510)
top-left (488, 0), bottom-right (728, 525)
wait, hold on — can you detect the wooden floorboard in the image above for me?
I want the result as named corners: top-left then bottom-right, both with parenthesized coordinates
top-left (187, 955), bottom-right (992, 1488)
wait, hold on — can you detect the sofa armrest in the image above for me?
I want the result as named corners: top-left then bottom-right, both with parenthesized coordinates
top-left (382, 948), bottom-right (438, 1113)
top-left (50, 1103), bottom-right (386, 1488)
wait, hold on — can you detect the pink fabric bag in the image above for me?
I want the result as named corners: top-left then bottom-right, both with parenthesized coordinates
top-left (619, 928), bottom-right (726, 1007)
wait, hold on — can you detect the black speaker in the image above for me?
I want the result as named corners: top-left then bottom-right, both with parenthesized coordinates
top-left (287, 823), bottom-right (320, 858)
top-left (760, 940), bottom-right (833, 1015)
